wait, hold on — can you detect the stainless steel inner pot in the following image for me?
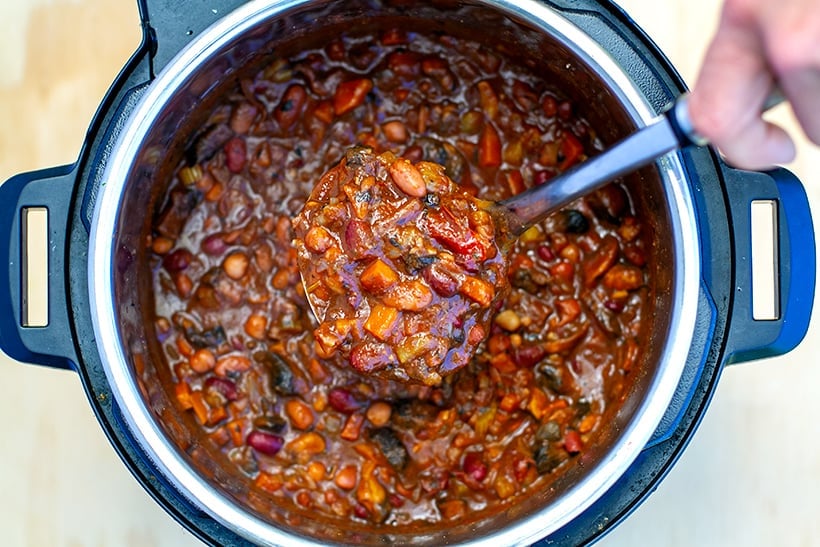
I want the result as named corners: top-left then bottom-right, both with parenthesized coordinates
top-left (88, 0), bottom-right (700, 544)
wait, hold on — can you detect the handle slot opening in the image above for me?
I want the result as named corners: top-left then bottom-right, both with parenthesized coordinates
top-left (751, 199), bottom-right (780, 321)
top-left (21, 207), bottom-right (49, 328)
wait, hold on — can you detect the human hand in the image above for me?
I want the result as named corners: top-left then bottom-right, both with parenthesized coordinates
top-left (687, 0), bottom-right (820, 170)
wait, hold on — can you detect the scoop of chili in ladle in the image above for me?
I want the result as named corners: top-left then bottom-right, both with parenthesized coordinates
top-left (293, 146), bottom-right (507, 385)
top-left (293, 93), bottom-right (782, 386)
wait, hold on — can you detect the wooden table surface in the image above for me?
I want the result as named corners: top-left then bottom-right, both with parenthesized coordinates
top-left (1, 1), bottom-right (818, 545)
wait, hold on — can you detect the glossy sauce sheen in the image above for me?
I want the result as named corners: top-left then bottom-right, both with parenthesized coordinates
top-left (150, 28), bottom-right (649, 528)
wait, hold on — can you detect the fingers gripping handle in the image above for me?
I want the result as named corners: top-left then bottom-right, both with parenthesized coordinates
top-left (0, 165), bottom-right (79, 370)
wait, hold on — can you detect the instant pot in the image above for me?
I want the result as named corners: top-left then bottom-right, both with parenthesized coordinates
top-left (0, 0), bottom-right (815, 545)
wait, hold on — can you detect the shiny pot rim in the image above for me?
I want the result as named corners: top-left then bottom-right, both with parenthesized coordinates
top-left (88, 0), bottom-right (700, 545)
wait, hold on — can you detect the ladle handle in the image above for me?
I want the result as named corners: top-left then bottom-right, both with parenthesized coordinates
top-left (497, 90), bottom-right (787, 237)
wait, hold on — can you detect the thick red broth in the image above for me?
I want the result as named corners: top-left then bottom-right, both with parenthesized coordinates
top-left (150, 27), bottom-right (649, 527)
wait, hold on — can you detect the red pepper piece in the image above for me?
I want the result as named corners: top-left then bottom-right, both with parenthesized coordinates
top-left (559, 132), bottom-right (584, 170)
top-left (563, 429), bottom-right (583, 454)
top-left (425, 208), bottom-right (484, 259)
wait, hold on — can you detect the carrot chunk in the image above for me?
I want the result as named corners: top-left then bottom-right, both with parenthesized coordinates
top-left (360, 258), bottom-right (399, 293)
top-left (364, 304), bottom-right (399, 340)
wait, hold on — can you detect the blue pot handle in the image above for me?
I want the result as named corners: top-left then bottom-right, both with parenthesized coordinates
top-left (722, 166), bottom-right (816, 364)
top-left (0, 165), bottom-right (79, 371)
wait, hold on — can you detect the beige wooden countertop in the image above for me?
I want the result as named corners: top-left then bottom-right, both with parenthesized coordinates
top-left (1, 1), bottom-right (818, 545)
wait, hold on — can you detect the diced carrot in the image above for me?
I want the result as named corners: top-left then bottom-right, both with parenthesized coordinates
top-left (175, 381), bottom-right (193, 410)
top-left (499, 393), bottom-right (520, 412)
top-left (459, 276), bottom-right (495, 307)
top-left (340, 413), bottom-right (366, 441)
top-left (190, 390), bottom-right (210, 425)
top-left (360, 258), bottom-right (399, 293)
top-left (364, 304), bottom-right (399, 341)
top-left (504, 169), bottom-right (526, 195)
top-left (313, 99), bottom-right (335, 124)
top-left (578, 413), bottom-right (599, 434)
top-left (476, 81), bottom-right (498, 119)
top-left (438, 499), bottom-right (467, 520)
top-left (551, 298), bottom-right (581, 328)
top-left (313, 319), bottom-right (354, 358)
top-left (307, 358), bottom-right (331, 384)
top-left (478, 122), bottom-right (502, 168)
top-left (602, 264), bottom-right (644, 291)
top-left (528, 388), bottom-right (549, 420)
top-left (208, 426), bottom-right (230, 447)
top-left (226, 419), bottom-right (245, 447)
top-left (176, 335), bottom-right (195, 358)
top-left (254, 471), bottom-right (284, 494)
top-left (208, 404), bottom-right (228, 426)
top-left (489, 352), bottom-right (516, 373)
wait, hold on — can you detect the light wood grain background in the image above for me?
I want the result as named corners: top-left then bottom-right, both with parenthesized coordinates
top-left (1, 1), bottom-right (818, 545)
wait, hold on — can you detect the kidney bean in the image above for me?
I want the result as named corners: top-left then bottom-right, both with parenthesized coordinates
top-left (350, 341), bottom-right (397, 374)
top-left (333, 78), bottom-right (373, 115)
top-left (344, 220), bottom-right (375, 259)
top-left (201, 233), bottom-right (227, 256)
top-left (204, 376), bottom-right (239, 401)
top-left (542, 94), bottom-right (558, 117)
top-left (247, 430), bottom-right (284, 456)
top-left (463, 452), bottom-right (488, 482)
top-left (328, 388), bottom-right (364, 414)
top-left (230, 102), bottom-right (257, 134)
top-left (163, 248), bottom-right (193, 272)
top-left (274, 84), bottom-right (307, 130)
top-left (512, 345), bottom-right (547, 368)
top-left (224, 137), bottom-right (247, 173)
top-left (422, 262), bottom-right (459, 297)
top-left (214, 354), bottom-right (251, 376)
top-left (387, 158), bottom-right (427, 197)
